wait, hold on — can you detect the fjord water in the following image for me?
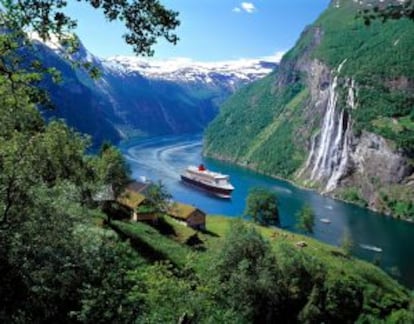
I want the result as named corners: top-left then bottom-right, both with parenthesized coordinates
top-left (120, 134), bottom-right (414, 288)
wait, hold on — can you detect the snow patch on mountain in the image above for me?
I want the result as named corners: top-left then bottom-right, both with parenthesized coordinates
top-left (102, 56), bottom-right (279, 84)
top-left (29, 32), bottom-right (280, 86)
top-left (28, 32), bottom-right (65, 53)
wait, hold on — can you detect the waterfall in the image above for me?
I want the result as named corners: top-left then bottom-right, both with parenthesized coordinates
top-left (347, 79), bottom-right (356, 109)
top-left (325, 78), bottom-right (356, 191)
top-left (325, 118), bottom-right (351, 191)
top-left (299, 60), bottom-right (358, 191)
top-left (310, 59), bottom-right (347, 181)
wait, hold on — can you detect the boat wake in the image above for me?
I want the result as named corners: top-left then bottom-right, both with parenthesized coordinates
top-left (359, 244), bottom-right (382, 253)
top-left (123, 138), bottom-right (203, 183)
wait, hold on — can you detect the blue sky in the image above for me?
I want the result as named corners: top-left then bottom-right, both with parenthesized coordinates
top-left (66, 0), bottom-right (330, 61)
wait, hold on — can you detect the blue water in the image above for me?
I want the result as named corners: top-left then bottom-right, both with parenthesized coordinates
top-left (119, 134), bottom-right (414, 289)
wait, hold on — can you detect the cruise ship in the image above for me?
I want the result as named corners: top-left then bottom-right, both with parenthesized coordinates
top-left (180, 164), bottom-right (235, 198)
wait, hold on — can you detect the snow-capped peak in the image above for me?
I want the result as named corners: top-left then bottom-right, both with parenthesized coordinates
top-left (30, 32), bottom-right (281, 87)
top-left (27, 31), bottom-right (65, 53)
top-left (102, 55), bottom-right (280, 84)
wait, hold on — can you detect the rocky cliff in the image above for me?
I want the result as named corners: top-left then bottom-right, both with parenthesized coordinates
top-left (204, 0), bottom-right (414, 220)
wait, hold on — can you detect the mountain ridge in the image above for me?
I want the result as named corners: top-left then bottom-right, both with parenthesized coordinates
top-left (30, 34), bottom-right (278, 146)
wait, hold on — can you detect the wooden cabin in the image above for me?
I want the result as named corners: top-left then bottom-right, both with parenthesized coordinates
top-left (117, 190), bottom-right (157, 222)
top-left (168, 203), bottom-right (206, 230)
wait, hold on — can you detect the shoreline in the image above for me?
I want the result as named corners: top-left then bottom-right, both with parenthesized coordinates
top-left (203, 152), bottom-right (413, 224)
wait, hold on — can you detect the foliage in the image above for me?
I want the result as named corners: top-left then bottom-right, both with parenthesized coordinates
top-left (0, 0), bottom-right (413, 322)
top-left (111, 220), bottom-right (192, 267)
top-left (0, 182), bottom-right (144, 322)
top-left (204, 73), bottom-right (308, 178)
top-left (244, 187), bottom-right (280, 227)
top-left (296, 204), bottom-right (315, 234)
top-left (1, 0), bottom-right (179, 57)
top-left (338, 186), bottom-right (368, 208)
top-left (145, 180), bottom-right (172, 216)
top-left (212, 220), bottom-right (282, 322)
top-left (379, 186), bottom-right (414, 220)
top-left (359, 0), bottom-right (414, 25)
top-left (71, 239), bottom-right (144, 323)
top-left (208, 218), bottom-right (411, 323)
top-left (96, 142), bottom-right (131, 198)
top-left (0, 0), bottom-right (180, 322)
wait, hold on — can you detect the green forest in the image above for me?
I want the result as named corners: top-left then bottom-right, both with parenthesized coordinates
top-left (0, 0), bottom-right (413, 322)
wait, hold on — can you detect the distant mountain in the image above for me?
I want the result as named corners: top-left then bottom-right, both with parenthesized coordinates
top-left (103, 56), bottom-right (278, 91)
top-left (204, 0), bottom-right (414, 219)
top-left (30, 35), bottom-right (277, 145)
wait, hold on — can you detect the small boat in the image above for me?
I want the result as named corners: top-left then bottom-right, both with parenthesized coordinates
top-left (320, 218), bottom-right (331, 224)
top-left (180, 164), bottom-right (235, 198)
top-left (359, 244), bottom-right (383, 253)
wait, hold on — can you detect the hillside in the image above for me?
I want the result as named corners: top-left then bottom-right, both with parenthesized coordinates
top-left (30, 37), bottom-right (277, 146)
top-left (103, 215), bottom-right (414, 322)
top-left (204, 0), bottom-right (414, 220)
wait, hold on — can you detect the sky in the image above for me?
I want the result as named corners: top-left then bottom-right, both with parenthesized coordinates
top-left (65, 0), bottom-right (331, 61)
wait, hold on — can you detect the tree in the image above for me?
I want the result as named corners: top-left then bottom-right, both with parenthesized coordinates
top-left (213, 220), bottom-right (282, 322)
top-left (244, 187), bottom-right (280, 226)
top-left (97, 142), bottom-right (131, 198)
top-left (296, 204), bottom-right (315, 234)
top-left (146, 181), bottom-right (172, 217)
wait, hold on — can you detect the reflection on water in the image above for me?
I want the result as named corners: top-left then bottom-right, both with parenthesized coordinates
top-left (119, 134), bottom-right (414, 288)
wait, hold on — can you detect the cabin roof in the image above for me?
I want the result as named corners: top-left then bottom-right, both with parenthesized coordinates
top-left (117, 190), bottom-right (147, 209)
top-left (168, 203), bottom-right (201, 220)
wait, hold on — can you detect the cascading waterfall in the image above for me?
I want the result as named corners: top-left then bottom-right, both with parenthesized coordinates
top-left (309, 59), bottom-right (347, 181)
top-left (300, 60), bottom-right (357, 192)
top-left (325, 112), bottom-right (351, 191)
top-left (325, 78), bottom-right (356, 191)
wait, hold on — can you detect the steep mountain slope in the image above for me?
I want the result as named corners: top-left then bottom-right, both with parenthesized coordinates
top-left (31, 37), bottom-right (277, 146)
top-left (204, 0), bottom-right (414, 219)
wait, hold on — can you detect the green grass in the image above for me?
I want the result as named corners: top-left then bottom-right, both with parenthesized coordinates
top-left (112, 220), bottom-right (193, 267)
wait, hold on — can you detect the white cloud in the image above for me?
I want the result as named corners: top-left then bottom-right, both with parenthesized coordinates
top-left (232, 7), bottom-right (242, 13)
top-left (241, 2), bottom-right (256, 14)
top-left (261, 51), bottom-right (286, 63)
